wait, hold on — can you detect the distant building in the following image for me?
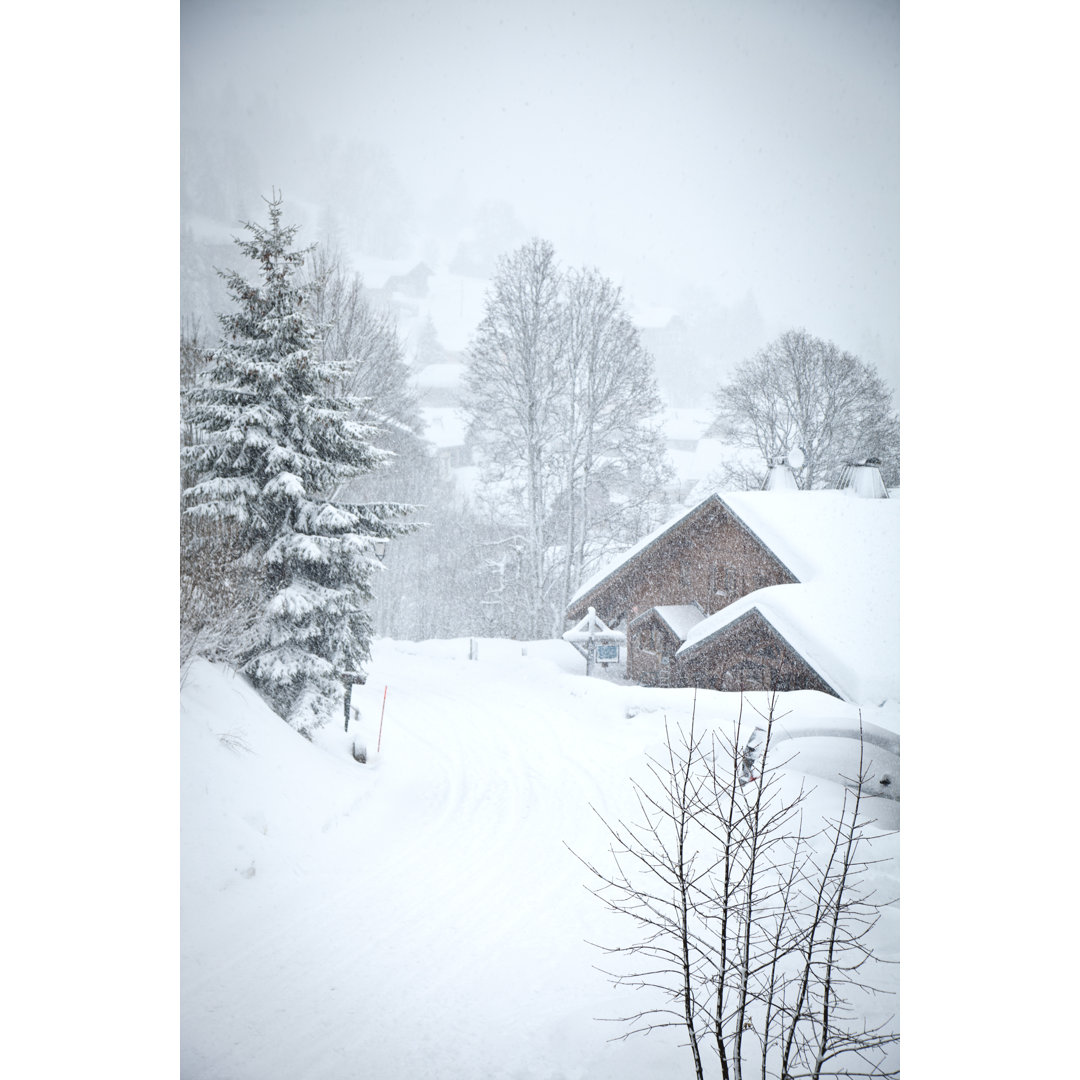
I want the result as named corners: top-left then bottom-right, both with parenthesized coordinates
top-left (413, 361), bottom-right (465, 409)
top-left (658, 408), bottom-right (757, 503)
top-left (383, 261), bottom-right (434, 299)
top-left (420, 407), bottom-right (473, 478)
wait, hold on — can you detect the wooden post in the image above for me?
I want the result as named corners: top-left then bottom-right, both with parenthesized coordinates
top-left (343, 671), bottom-right (366, 732)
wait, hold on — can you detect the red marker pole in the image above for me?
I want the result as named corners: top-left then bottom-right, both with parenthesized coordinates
top-left (376, 685), bottom-right (388, 753)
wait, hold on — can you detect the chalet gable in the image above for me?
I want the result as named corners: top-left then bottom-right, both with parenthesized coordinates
top-left (626, 603), bottom-right (706, 688)
top-left (676, 605), bottom-right (842, 698)
top-left (672, 493), bottom-right (901, 704)
top-left (629, 602), bottom-right (705, 647)
top-left (566, 492), bottom-right (799, 627)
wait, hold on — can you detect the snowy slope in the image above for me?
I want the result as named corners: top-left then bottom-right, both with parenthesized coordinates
top-left (181, 641), bottom-right (899, 1080)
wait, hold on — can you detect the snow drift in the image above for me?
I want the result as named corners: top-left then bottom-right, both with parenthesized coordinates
top-left (181, 639), bottom-right (899, 1079)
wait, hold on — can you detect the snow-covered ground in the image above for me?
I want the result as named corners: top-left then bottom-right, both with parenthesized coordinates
top-left (181, 638), bottom-right (899, 1079)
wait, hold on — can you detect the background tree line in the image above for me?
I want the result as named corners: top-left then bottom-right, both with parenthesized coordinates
top-left (182, 206), bottom-right (900, 678)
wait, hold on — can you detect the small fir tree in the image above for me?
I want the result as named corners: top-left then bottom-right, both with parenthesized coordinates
top-left (181, 193), bottom-right (413, 731)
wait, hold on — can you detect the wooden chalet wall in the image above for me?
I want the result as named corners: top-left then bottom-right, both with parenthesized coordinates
top-left (568, 496), bottom-right (796, 633)
top-left (676, 610), bottom-right (839, 697)
top-left (627, 610), bottom-right (685, 687)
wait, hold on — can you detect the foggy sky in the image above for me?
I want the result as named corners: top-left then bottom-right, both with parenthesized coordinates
top-left (181, 0), bottom-right (899, 387)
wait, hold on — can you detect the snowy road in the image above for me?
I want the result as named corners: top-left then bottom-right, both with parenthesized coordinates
top-left (181, 639), bottom-right (899, 1079)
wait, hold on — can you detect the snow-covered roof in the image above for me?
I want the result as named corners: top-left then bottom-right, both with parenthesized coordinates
top-left (711, 490), bottom-right (897, 585)
top-left (562, 606), bottom-right (626, 644)
top-left (677, 492), bottom-right (900, 704)
top-left (569, 489), bottom-right (807, 609)
top-left (647, 604), bottom-right (706, 642)
top-left (568, 488), bottom-right (898, 704)
top-left (349, 256), bottom-right (489, 355)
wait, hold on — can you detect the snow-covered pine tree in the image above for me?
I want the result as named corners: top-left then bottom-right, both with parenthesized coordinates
top-left (181, 193), bottom-right (413, 732)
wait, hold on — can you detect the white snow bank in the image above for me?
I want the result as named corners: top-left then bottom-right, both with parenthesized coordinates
top-left (180, 660), bottom-right (370, 897)
top-left (182, 640), bottom-right (899, 1080)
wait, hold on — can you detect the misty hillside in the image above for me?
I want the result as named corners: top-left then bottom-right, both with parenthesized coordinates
top-left (181, 197), bottom-right (779, 407)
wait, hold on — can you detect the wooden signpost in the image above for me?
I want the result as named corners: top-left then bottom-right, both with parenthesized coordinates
top-left (562, 606), bottom-right (626, 677)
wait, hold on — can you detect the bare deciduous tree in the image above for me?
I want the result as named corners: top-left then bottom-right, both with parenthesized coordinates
top-left (464, 239), bottom-right (671, 638)
top-left (464, 238), bottom-right (571, 638)
top-left (181, 318), bottom-right (259, 676)
top-left (559, 266), bottom-right (671, 609)
top-left (713, 330), bottom-right (899, 490)
top-left (574, 695), bottom-right (898, 1079)
top-left (302, 245), bottom-right (420, 435)
top-left (180, 516), bottom-right (259, 677)
top-left (180, 315), bottom-right (211, 393)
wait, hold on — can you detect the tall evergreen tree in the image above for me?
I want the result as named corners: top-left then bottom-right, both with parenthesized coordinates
top-left (181, 194), bottom-right (413, 732)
